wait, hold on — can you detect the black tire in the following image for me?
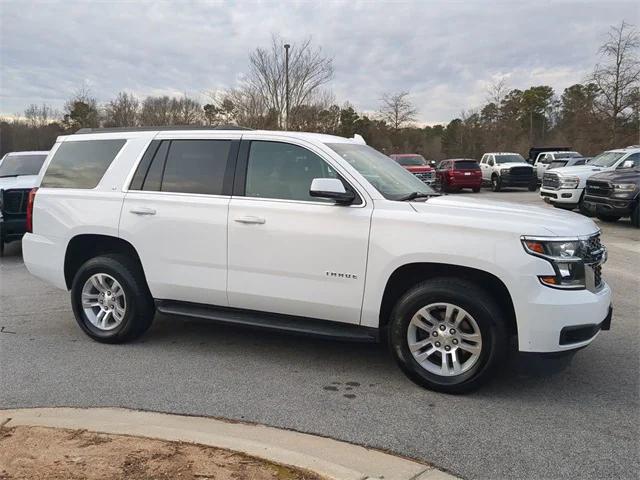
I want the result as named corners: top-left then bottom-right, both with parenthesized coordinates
top-left (491, 175), bottom-right (501, 192)
top-left (553, 203), bottom-right (576, 211)
top-left (578, 193), bottom-right (593, 217)
top-left (472, 187), bottom-right (480, 193)
top-left (71, 254), bottom-right (155, 343)
top-left (528, 182), bottom-right (537, 192)
top-left (596, 214), bottom-right (621, 223)
top-left (632, 202), bottom-right (640, 228)
top-left (387, 278), bottom-right (507, 394)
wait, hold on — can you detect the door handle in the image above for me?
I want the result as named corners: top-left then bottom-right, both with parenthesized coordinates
top-left (130, 207), bottom-right (156, 216)
top-left (234, 216), bottom-right (265, 224)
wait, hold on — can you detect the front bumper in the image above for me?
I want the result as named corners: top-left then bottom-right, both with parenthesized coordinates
top-left (540, 187), bottom-right (583, 204)
top-left (584, 195), bottom-right (637, 216)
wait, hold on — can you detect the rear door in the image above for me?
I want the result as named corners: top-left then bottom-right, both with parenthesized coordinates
top-left (227, 138), bottom-right (372, 324)
top-left (119, 133), bottom-right (240, 305)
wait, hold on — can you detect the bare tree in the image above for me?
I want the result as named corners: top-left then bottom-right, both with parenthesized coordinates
top-left (169, 95), bottom-right (203, 125)
top-left (24, 104), bottom-right (58, 128)
top-left (104, 92), bottom-right (139, 127)
top-left (486, 78), bottom-right (509, 106)
top-left (379, 91), bottom-right (418, 130)
top-left (62, 87), bottom-right (100, 131)
top-left (245, 35), bottom-right (334, 128)
top-left (591, 21), bottom-right (640, 144)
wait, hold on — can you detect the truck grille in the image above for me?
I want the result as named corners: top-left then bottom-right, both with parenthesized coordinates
top-left (0, 189), bottom-right (29, 214)
top-left (509, 166), bottom-right (533, 176)
top-left (542, 172), bottom-right (560, 189)
top-left (414, 171), bottom-right (435, 184)
top-left (586, 180), bottom-right (612, 197)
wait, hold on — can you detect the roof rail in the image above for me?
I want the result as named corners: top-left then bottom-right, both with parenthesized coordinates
top-left (74, 125), bottom-right (253, 134)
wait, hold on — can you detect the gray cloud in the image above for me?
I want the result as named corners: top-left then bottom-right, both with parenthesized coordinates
top-left (1, 0), bottom-right (638, 124)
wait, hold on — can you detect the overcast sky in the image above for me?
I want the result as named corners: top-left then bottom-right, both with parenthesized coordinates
top-left (1, 1), bottom-right (638, 124)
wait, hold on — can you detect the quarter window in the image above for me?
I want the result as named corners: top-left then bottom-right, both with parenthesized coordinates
top-left (245, 141), bottom-right (338, 202)
top-left (41, 139), bottom-right (126, 189)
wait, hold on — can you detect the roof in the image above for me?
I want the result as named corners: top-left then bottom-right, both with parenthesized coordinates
top-left (606, 146), bottom-right (640, 153)
top-left (390, 153), bottom-right (422, 157)
top-left (485, 152), bottom-right (520, 155)
top-left (444, 158), bottom-right (478, 162)
top-left (3, 150), bottom-right (49, 156)
top-left (75, 125), bottom-right (252, 134)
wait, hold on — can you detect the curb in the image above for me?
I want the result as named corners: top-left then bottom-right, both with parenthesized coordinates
top-left (0, 407), bottom-right (459, 480)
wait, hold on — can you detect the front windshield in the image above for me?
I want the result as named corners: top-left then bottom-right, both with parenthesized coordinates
top-left (548, 160), bottom-right (568, 169)
top-left (588, 151), bottom-right (626, 167)
top-left (556, 152), bottom-right (581, 158)
top-left (396, 155), bottom-right (426, 166)
top-left (495, 154), bottom-right (525, 164)
top-left (0, 154), bottom-right (47, 177)
top-left (327, 143), bottom-right (435, 200)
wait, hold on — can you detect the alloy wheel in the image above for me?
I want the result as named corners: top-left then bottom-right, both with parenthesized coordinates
top-left (81, 273), bottom-right (127, 331)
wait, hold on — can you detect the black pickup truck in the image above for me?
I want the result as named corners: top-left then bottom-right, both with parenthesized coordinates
top-left (584, 167), bottom-right (640, 227)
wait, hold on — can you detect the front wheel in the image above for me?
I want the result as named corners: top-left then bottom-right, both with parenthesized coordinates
top-left (387, 278), bottom-right (507, 393)
top-left (596, 214), bottom-right (621, 223)
top-left (528, 182), bottom-right (537, 192)
top-left (71, 254), bottom-right (155, 343)
top-left (632, 202), bottom-right (640, 228)
top-left (491, 175), bottom-right (501, 192)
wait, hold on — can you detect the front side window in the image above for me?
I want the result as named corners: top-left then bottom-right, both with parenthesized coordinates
top-left (0, 153), bottom-right (47, 177)
top-left (618, 152), bottom-right (640, 168)
top-left (41, 139), bottom-right (126, 189)
top-left (327, 143), bottom-right (435, 200)
top-left (245, 141), bottom-right (338, 202)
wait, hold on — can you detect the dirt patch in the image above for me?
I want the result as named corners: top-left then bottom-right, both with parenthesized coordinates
top-left (0, 425), bottom-right (323, 480)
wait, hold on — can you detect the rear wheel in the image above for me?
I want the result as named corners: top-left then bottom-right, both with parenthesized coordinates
top-left (491, 175), bottom-right (501, 192)
top-left (71, 254), bottom-right (154, 343)
top-left (528, 181), bottom-right (537, 192)
top-left (387, 278), bottom-right (507, 393)
top-left (631, 202), bottom-right (640, 228)
top-left (472, 187), bottom-right (481, 193)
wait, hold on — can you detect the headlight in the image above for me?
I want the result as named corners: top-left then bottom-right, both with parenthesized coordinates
top-left (521, 237), bottom-right (599, 289)
top-left (500, 167), bottom-right (510, 173)
top-left (613, 183), bottom-right (636, 191)
top-left (558, 176), bottom-right (579, 189)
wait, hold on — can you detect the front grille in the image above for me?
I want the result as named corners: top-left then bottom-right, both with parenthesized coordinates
top-left (586, 180), bottom-right (612, 197)
top-left (543, 172), bottom-right (560, 189)
top-left (0, 189), bottom-right (29, 214)
top-left (593, 263), bottom-right (602, 288)
top-left (509, 166), bottom-right (533, 176)
top-left (414, 172), bottom-right (435, 183)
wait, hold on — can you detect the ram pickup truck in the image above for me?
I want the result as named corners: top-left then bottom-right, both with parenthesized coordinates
top-left (389, 154), bottom-right (435, 185)
top-left (23, 128), bottom-right (612, 393)
top-left (533, 151), bottom-right (583, 182)
top-left (583, 166), bottom-right (640, 227)
top-left (479, 152), bottom-right (537, 191)
top-left (540, 147), bottom-right (640, 213)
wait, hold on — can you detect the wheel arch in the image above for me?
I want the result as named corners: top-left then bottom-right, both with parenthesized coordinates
top-left (64, 234), bottom-right (146, 290)
top-left (378, 262), bottom-right (517, 337)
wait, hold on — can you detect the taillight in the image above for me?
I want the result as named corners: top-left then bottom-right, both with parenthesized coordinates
top-left (26, 187), bottom-right (38, 233)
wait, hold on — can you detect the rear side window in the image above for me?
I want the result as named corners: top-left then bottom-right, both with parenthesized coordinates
top-left (130, 140), bottom-right (231, 195)
top-left (41, 139), bottom-right (126, 189)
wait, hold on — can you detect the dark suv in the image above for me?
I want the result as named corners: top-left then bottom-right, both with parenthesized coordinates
top-left (584, 167), bottom-right (640, 227)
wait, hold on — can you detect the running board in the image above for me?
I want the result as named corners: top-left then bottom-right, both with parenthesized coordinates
top-left (155, 300), bottom-right (379, 343)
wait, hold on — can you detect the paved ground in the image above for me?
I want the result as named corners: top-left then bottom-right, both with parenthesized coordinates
top-left (1, 190), bottom-right (638, 479)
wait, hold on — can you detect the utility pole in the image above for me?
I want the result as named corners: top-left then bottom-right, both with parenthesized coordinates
top-left (284, 43), bottom-right (290, 130)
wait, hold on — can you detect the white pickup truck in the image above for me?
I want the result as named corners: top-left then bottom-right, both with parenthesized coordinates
top-left (540, 147), bottom-right (640, 212)
top-left (532, 151), bottom-right (584, 182)
top-left (22, 128), bottom-right (612, 393)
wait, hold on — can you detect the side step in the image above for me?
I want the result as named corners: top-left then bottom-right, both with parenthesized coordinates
top-left (155, 300), bottom-right (379, 343)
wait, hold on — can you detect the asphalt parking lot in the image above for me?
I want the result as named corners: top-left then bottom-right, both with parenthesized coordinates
top-left (1, 190), bottom-right (638, 480)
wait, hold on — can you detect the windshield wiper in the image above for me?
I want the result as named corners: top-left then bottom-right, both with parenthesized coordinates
top-left (397, 191), bottom-right (439, 201)
top-left (0, 174), bottom-right (19, 178)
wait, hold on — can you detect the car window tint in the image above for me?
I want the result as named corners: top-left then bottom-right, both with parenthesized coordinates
top-left (621, 152), bottom-right (640, 167)
top-left (160, 140), bottom-right (231, 195)
top-left (129, 140), bottom-right (160, 190)
top-left (245, 141), bottom-right (337, 202)
top-left (41, 139), bottom-right (126, 189)
top-left (143, 141), bottom-right (169, 191)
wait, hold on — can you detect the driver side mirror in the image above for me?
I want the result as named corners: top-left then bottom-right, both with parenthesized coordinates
top-left (309, 178), bottom-right (355, 205)
top-left (620, 160), bottom-right (635, 169)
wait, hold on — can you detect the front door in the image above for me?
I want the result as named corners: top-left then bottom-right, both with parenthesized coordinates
top-left (120, 136), bottom-right (239, 306)
top-left (227, 139), bottom-right (372, 324)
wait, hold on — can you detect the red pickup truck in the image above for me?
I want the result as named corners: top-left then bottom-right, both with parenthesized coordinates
top-left (436, 158), bottom-right (483, 193)
top-left (389, 154), bottom-right (435, 185)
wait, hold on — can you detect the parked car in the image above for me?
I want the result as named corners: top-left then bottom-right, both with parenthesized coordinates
top-left (0, 150), bottom-right (48, 255)
top-left (533, 151), bottom-right (583, 182)
top-left (540, 146), bottom-right (640, 213)
top-left (23, 127), bottom-right (611, 393)
top-left (479, 152), bottom-right (537, 191)
top-left (583, 166), bottom-right (640, 227)
top-left (548, 156), bottom-right (590, 171)
top-left (435, 159), bottom-right (482, 192)
top-left (389, 154), bottom-right (435, 185)
top-left (527, 146), bottom-right (572, 165)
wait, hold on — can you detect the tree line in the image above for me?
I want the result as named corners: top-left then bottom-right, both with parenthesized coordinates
top-left (1, 23), bottom-right (638, 160)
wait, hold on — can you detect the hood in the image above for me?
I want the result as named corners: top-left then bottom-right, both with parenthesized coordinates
top-left (498, 162), bottom-right (531, 169)
top-left (0, 175), bottom-right (39, 191)
top-left (549, 165), bottom-right (608, 178)
top-left (404, 165), bottom-right (433, 173)
top-left (588, 167), bottom-right (640, 183)
top-left (410, 195), bottom-right (598, 237)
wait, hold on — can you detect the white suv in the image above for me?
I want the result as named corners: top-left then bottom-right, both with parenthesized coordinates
top-left (540, 147), bottom-right (640, 212)
top-left (23, 128), bottom-right (612, 393)
top-left (479, 152), bottom-right (537, 191)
